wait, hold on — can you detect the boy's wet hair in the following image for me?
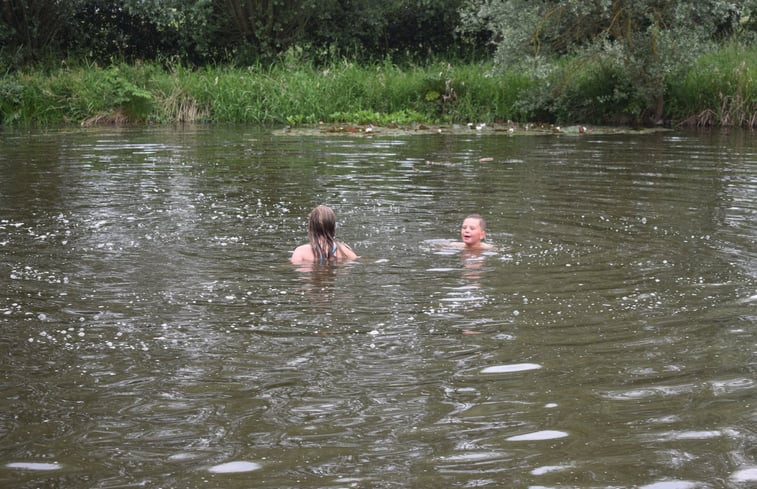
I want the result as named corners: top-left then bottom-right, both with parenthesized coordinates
top-left (465, 214), bottom-right (486, 231)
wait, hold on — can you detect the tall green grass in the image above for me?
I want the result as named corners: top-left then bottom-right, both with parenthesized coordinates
top-left (667, 42), bottom-right (756, 128)
top-left (0, 45), bottom-right (753, 127)
top-left (0, 57), bottom-right (535, 126)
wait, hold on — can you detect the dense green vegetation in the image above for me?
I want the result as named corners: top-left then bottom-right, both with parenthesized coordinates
top-left (2, 44), bottom-right (754, 128)
top-left (0, 58), bottom-right (529, 126)
top-left (1, 1), bottom-right (755, 128)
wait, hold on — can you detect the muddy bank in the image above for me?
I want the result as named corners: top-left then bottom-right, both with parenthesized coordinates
top-left (273, 121), bottom-right (672, 137)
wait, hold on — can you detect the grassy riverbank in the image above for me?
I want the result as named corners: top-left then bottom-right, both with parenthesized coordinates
top-left (1, 43), bottom-right (755, 128)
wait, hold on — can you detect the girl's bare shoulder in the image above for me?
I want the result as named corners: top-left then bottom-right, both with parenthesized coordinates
top-left (290, 244), bottom-right (314, 263)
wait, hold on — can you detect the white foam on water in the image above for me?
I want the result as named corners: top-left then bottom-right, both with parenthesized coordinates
top-left (656, 430), bottom-right (722, 441)
top-left (481, 363), bottom-right (542, 374)
top-left (731, 467), bottom-right (757, 482)
top-left (530, 464), bottom-right (572, 475)
top-left (638, 480), bottom-right (700, 489)
top-left (506, 430), bottom-right (568, 441)
top-left (710, 377), bottom-right (754, 395)
top-left (440, 451), bottom-right (504, 462)
top-left (6, 462), bottom-right (62, 471)
top-left (167, 452), bottom-right (200, 461)
top-left (208, 461), bottom-right (261, 473)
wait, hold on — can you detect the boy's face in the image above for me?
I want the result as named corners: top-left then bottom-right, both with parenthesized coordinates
top-left (460, 218), bottom-right (486, 247)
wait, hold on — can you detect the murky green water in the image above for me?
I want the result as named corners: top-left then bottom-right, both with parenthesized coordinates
top-left (1, 126), bottom-right (755, 488)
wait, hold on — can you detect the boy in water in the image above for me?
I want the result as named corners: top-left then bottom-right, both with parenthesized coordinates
top-left (453, 214), bottom-right (493, 250)
top-left (291, 205), bottom-right (358, 264)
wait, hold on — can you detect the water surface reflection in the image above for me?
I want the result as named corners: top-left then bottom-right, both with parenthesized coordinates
top-left (0, 126), bottom-right (755, 488)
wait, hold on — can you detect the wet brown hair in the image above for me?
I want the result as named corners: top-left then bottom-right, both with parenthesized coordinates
top-left (308, 205), bottom-right (337, 262)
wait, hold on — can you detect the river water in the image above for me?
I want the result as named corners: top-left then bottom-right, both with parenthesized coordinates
top-left (0, 125), bottom-right (755, 488)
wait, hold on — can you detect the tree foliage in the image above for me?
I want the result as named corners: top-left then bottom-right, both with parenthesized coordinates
top-left (0, 0), bottom-right (483, 67)
top-left (461, 0), bottom-right (753, 61)
top-left (212, 0), bottom-right (321, 61)
top-left (460, 0), bottom-right (756, 123)
top-left (305, 0), bottom-right (480, 63)
top-left (1, 0), bottom-right (84, 65)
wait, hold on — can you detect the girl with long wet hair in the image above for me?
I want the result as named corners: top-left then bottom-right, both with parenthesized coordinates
top-left (290, 205), bottom-right (358, 264)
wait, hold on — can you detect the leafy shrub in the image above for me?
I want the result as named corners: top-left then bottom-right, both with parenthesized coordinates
top-left (102, 67), bottom-right (153, 119)
top-left (0, 76), bottom-right (25, 123)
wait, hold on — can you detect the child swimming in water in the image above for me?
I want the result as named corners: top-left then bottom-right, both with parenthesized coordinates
top-left (290, 205), bottom-right (358, 264)
top-left (451, 214), bottom-right (494, 250)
